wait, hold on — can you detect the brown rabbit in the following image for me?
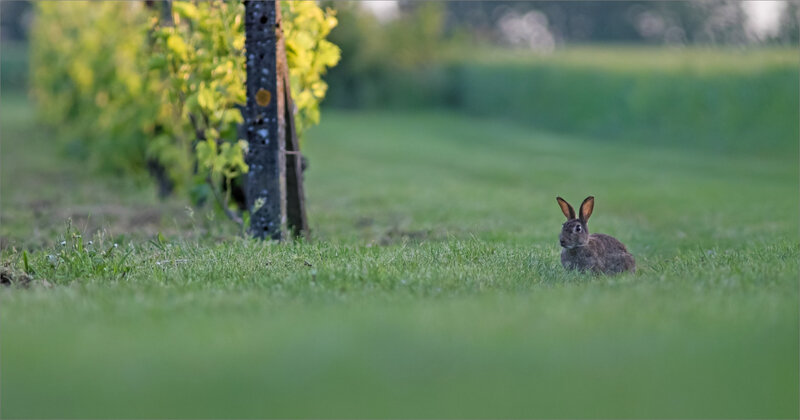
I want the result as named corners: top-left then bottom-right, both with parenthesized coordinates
top-left (556, 196), bottom-right (635, 274)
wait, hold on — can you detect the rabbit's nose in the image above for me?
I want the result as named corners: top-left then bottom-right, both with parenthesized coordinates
top-left (559, 239), bottom-right (566, 246)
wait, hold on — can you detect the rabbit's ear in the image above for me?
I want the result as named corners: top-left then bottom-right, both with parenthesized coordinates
top-left (579, 196), bottom-right (594, 222)
top-left (556, 197), bottom-right (575, 220)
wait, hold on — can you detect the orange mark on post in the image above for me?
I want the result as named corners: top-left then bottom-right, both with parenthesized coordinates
top-left (256, 89), bottom-right (272, 107)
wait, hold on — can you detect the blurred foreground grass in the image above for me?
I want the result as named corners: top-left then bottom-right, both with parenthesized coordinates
top-left (1, 59), bottom-right (799, 418)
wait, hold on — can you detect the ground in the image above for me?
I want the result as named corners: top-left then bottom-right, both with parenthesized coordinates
top-left (1, 91), bottom-right (798, 418)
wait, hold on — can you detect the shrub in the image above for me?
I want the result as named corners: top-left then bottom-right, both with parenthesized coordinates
top-left (30, 0), bottom-right (340, 214)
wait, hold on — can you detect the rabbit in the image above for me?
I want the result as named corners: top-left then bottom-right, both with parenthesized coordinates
top-left (556, 196), bottom-right (635, 274)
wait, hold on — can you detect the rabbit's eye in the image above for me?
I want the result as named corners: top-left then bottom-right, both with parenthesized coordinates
top-left (574, 225), bottom-right (582, 232)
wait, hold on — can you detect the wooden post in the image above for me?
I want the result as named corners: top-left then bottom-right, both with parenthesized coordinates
top-left (143, 0), bottom-right (174, 197)
top-left (277, 7), bottom-right (309, 238)
top-left (243, 1), bottom-right (308, 240)
top-left (159, 0), bottom-right (173, 26)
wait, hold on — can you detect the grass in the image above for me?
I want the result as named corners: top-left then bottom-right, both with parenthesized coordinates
top-left (1, 79), bottom-right (799, 419)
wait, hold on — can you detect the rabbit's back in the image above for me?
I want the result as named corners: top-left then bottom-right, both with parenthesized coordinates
top-left (589, 234), bottom-right (635, 274)
top-left (590, 233), bottom-right (628, 252)
top-left (561, 233), bottom-right (635, 274)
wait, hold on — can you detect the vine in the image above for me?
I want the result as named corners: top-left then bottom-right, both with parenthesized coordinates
top-left (30, 0), bottom-right (340, 223)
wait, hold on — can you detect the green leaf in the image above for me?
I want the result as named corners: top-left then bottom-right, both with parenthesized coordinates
top-left (23, 250), bottom-right (31, 274)
top-left (166, 34), bottom-right (189, 59)
top-left (172, 2), bottom-right (200, 21)
top-left (197, 85), bottom-right (216, 112)
top-left (147, 55), bottom-right (168, 70)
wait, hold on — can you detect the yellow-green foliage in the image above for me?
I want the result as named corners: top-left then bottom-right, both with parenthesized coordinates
top-left (148, 1), bottom-right (248, 199)
top-left (282, 1), bottom-right (341, 139)
top-left (30, 0), bottom-right (340, 207)
top-left (30, 2), bottom-right (155, 175)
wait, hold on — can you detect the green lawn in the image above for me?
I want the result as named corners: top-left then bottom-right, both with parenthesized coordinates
top-left (1, 91), bottom-right (798, 418)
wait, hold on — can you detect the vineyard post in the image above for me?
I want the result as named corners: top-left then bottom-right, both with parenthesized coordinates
top-left (244, 0), bottom-right (284, 240)
top-left (243, 0), bottom-right (307, 240)
top-left (278, 10), bottom-right (310, 238)
top-left (160, 0), bottom-right (173, 26)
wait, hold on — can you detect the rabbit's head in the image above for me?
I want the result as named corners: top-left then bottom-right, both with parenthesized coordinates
top-left (556, 196), bottom-right (594, 249)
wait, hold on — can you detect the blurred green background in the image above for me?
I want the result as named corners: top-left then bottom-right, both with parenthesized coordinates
top-left (1, 1), bottom-right (798, 418)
